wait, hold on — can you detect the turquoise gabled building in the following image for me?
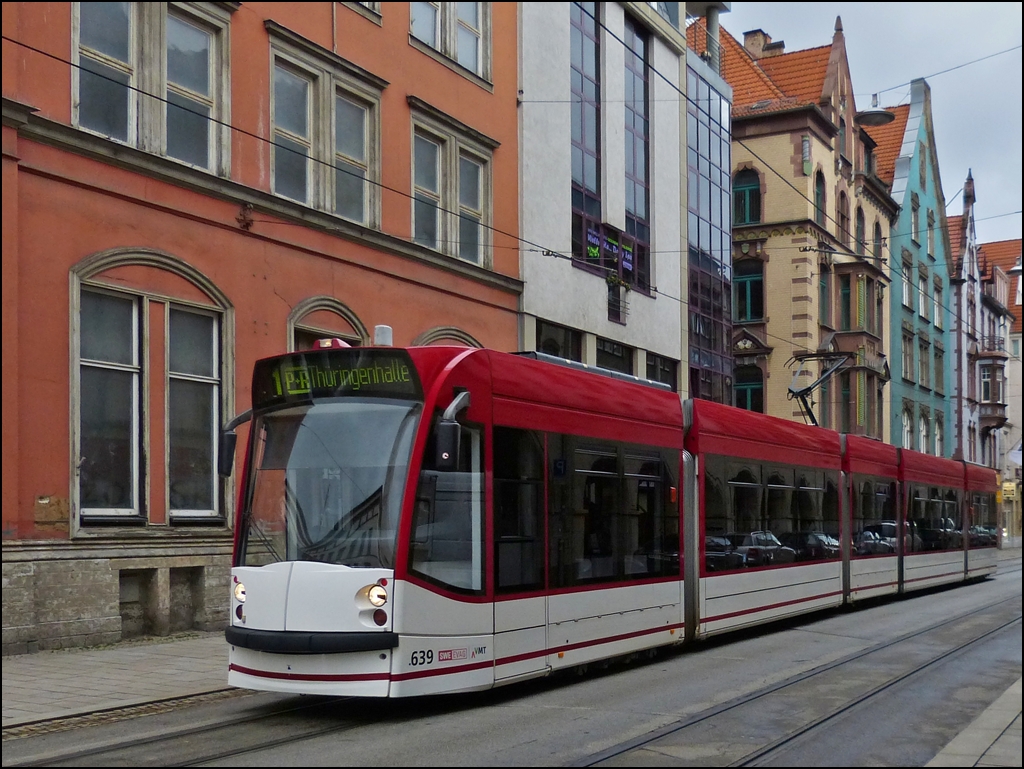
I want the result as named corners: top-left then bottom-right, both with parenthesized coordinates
top-left (867, 79), bottom-right (953, 455)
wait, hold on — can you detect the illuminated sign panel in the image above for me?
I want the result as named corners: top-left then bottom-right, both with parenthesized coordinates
top-left (253, 349), bottom-right (422, 407)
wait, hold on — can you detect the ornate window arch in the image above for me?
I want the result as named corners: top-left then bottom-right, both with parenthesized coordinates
top-left (412, 326), bottom-right (482, 347)
top-left (287, 296), bottom-right (369, 350)
top-left (814, 171), bottom-right (827, 226)
top-left (733, 168), bottom-right (761, 225)
top-left (70, 248), bottom-right (233, 530)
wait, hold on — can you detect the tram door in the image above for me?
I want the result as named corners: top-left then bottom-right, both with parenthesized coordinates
top-left (492, 426), bottom-right (549, 682)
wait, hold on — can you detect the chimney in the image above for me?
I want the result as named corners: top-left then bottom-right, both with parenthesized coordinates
top-left (743, 29), bottom-right (770, 58)
top-left (744, 29), bottom-right (785, 59)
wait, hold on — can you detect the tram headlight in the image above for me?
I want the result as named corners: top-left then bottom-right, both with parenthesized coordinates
top-left (367, 584), bottom-right (388, 607)
top-left (233, 582), bottom-right (247, 603)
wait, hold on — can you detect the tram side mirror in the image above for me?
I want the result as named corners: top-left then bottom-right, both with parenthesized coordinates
top-left (218, 432), bottom-right (238, 478)
top-left (218, 409), bottom-right (252, 478)
top-left (435, 421), bottom-right (461, 472)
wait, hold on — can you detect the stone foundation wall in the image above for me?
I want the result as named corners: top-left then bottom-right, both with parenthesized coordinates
top-left (2, 537), bottom-right (233, 655)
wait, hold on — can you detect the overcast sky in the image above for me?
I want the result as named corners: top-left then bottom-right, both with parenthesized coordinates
top-left (718, 2), bottom-right (1023, 246)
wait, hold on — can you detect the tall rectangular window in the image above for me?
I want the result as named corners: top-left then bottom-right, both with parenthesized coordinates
top-left (839, 274), bottom-right (851, 330)
top-left (75, 3), bottom-right (230, 172)
top-left (918, 274), bottom-right (929, 319)
top-left (902, 334), bottom-right (914, 382)
top-left (902, 262), bottom-right (913, 307)
top-left (570, 2), bottom-right (601, 227)
top-left (413, 133), bottom-right (441, 249)
top-left (934, 285), bottom-right (943, 329)
top-left (624, 16), bottom-right (650, 290)
top-left (78, 1), bottom-right (133, 142)
top-left (919, 342), bottom-right (930, 389)
top-left (335, 95), bottom-right (369, 222)
top-left (165, 15), bottom-right (213, 168)
top-left (927, 210), bottom-right (936, 256)
top-left (273, 64), bottom-right (312, 203)
top-left (459, 154), bottom-right (483, 263)
top-left (168, 309), bottom-right (219, 516)
top-left (935, 349), bottom-right (944, 394)
top-left (79, 290), bottom-right (140, 515)
top-left (596, 337), bottom-right (633, 375)
top-left (819, 267), bottom-right (831, 326)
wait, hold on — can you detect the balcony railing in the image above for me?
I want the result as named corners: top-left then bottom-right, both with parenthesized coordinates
top-left (981, 336), bottom-right (1006, 352)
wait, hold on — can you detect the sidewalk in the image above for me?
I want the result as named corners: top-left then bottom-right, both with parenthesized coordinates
top-left (3, 549), bottom-right (1022, 769)
top-left (2, 631), bottom-right (230, 730)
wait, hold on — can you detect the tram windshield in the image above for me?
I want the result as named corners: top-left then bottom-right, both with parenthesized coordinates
top-left (239, 399), bottom-right (421, 569)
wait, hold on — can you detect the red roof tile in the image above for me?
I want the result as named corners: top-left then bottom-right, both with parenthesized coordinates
top-left (688, 20), bottom-right (785, 107)
top-left (864, 104), bottom-right (910, 187)
top-left (756, 45), bottom-right (832, 104)
top-left (979, 238), bottom-right (1023, 333)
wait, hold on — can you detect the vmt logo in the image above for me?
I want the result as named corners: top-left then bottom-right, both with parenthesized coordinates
top-left (470, 646), bottom-right (487, 658)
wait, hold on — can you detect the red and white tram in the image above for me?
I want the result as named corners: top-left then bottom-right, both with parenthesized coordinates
top-left (221, 343), bottom-right (999, 698)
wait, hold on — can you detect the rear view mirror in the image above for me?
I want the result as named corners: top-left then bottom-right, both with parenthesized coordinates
top-left (218, 409), bottom-right (252, 478)
top-left (218, 432), bottom-right (238, 478)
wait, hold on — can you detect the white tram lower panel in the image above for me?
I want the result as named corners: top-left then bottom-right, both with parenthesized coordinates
top-left (849, 556), bottom-right (899, 601)
top-left (698, 563), bottom-right (843, 637)
top-left (966, 548), bottom-right (998, 579)
top-left (902, 551), bottom-right (966, 592)
top-left (546, 581), bottom-right (683, 671)
top-left (228, 646), bottom-right (393, 697)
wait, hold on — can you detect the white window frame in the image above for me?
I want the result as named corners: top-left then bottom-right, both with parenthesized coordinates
top-left (72, 2), bottom-right (232, 175)
top-left (78, 287), bottom-right (141, 518)
top-left (167, 305), bottom-right (221, 518)
top-left (934, 284), bottom-right (943, 329)
top-left (410, 2), bottom-right (491, 81)
top-left (902, 262), bottom-right (913, 308)
top-left (903, 409), bottom-right (914, 449)
top-left (410, 104), bottom-right (494, 266)
top-left (268, 29), bottom-right (384, 226)
top-left (918, 274), bottom-right (929, 319)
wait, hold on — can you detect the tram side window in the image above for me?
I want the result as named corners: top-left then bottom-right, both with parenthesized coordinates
top-left (853, 477), bottom-right (896, 556)
top-left (493, 427), bottom-right (544, 593)
top-left (410, 420), bottom-right (484, 594)
top-left (910, 484), bottom-right (959, 552)
top-left (970, 492), bottom-right (996, 548)
top-left (547, 434), bottom-right (678, 588)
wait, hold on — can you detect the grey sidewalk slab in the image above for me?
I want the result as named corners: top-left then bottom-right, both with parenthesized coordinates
top-left (2, 631), bottom-right (229, 728)
top-left (926, 678), bottom-right (1023, 768)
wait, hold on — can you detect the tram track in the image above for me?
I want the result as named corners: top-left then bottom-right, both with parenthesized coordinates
top-left (576, 592), bottom-right (1022, 767)
top-left (4, 568), bottom-right (1020, 767)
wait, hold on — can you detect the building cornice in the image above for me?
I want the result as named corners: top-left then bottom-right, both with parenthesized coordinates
top-left (10, 109), bottom-right (522, 297)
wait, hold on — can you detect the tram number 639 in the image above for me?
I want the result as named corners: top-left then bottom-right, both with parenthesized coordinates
top-left (410, 650), bottom-right (434, 666)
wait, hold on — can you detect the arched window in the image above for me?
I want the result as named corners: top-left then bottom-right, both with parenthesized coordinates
top-left (855, 207), bottom-right (865, 255)
top-left (838, 192), bottom-right (850, 246)
top-left (733, 169), bottom-right (761, 224)
top-left (919, 415), bottom-right (928, 454)
top-left (734, 365), bottom-right (763, 412)
top-left (873, 222), bottom-right (883, 261)
top-left (733, 259), bottom-right (764, 322)
top-left (72, 248), bottom-right (232, 525)
top-left (815, 172), bottom-right (826, 226)
top-left (902, 409), bottom-right (914, 449)
top-left (935, 420), bottom-right (944, 456)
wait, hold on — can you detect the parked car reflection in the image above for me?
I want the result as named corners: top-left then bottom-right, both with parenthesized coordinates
top-left (854, 529), bottom-right (894, 555)
top-left (704, 534), bottom-right (745, 572)
top-left (724, 531), bottom-right (796, 567)
top-left (777, 531), bottom-right (840, 561)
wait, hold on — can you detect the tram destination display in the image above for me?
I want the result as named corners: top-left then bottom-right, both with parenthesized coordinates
top-left (252, 349), bottom-right (423, 407)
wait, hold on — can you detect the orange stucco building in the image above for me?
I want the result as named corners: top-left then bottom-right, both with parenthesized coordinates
top-left (2, 2), bottom-right (520, 653)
